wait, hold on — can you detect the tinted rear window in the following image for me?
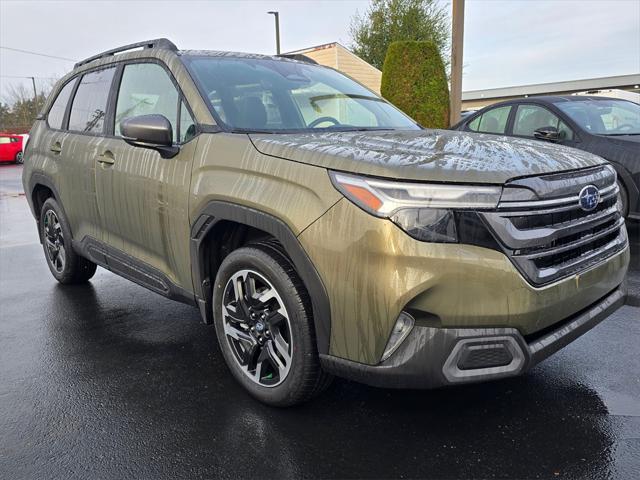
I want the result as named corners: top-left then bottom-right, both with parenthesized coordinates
top-left (68, 67), bottom-right (116, 134)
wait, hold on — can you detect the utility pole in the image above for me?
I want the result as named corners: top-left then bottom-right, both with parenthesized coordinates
top-left (30, 76), bottom-right (38, 118)
top-left (267, 11), bottom-right (281, 55)
top-left (450, 0), bottom-right (465, 126)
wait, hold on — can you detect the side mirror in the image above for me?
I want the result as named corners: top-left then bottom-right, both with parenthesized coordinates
top-left (120, 114), bottom-right (179, 158)
top-left (533, 126), bottom-right (561, 142)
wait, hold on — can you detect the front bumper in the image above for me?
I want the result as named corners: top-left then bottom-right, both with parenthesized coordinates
top-left (320, 286), bottom-right (626, 388)
top-left (299, 199), bottom-right (629, 365)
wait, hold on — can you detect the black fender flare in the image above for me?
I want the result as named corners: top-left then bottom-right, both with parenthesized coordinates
top-left (26, 172), bottom-right (68, 243)
top-left (609, 163), bottom-right (639, 216)
top-left (190, 201), bottom-right (331, 355)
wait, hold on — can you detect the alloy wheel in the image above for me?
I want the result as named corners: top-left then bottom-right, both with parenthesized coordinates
top-left (44, 210), bottom-right (66, 273)
top-left (221, 269), bottom-right (293, 387)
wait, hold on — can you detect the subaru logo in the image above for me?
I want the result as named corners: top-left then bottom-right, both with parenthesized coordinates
top-left (578, 185), bottom-right (600, 212)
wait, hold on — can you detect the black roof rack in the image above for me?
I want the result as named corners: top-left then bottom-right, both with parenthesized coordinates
top-left (278, 53), bottom-right (318, 65)
top-left (74, 38), bottom-right (178, 68)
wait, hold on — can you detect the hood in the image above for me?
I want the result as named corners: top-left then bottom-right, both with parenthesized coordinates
top-left (250, 129), bottom-right (607, 184)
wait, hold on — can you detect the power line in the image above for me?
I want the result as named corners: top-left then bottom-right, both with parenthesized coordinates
top-left (1, 75), bottom-right (59, 80)
top-left (0, 46), bottom-right (76, 62)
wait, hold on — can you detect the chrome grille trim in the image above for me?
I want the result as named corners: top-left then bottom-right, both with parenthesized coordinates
top-left (518, 217), bottom-right (625, 259)
top-left (480, 166), bottom-right (627, 286)
top-left (498, 183), bottom-right (617, 210)
top-left (522, 229), bottom-right (627, 284)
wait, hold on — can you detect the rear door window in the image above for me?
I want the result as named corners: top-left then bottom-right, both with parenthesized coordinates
top-left (47, 79), bottom-right (76, 130)
top-left (468, 106), bottom-right (511, 134)
top-left (68, 67), bottom-right (116, 134)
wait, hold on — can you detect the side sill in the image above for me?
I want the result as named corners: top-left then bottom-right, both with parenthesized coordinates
top-left (73, 236), bottom-right (196, 307)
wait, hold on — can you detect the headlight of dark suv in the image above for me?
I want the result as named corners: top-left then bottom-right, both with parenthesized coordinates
top-left (329, 171), bottom-right (503, 243)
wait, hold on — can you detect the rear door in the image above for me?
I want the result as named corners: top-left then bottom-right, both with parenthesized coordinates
top-left (60, 66), bottom-right (118, 243)
top-left (94, 61), bottom-right (198, 291)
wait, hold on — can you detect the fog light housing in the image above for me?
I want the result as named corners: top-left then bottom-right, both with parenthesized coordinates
top-left (381, 312), bottom-right (415, 362)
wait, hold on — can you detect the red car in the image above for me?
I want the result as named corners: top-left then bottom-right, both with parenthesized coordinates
top-left (0, 134), bottom-right (24, 163)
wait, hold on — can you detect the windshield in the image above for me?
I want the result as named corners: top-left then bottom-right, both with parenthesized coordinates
top-left (554, 99), bottom-right (640, 135)
top-left (184, 56), bottom-right (420, 133)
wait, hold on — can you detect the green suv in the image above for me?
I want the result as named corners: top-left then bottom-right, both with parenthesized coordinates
top-left (23, 39), bottom-right (629, 406)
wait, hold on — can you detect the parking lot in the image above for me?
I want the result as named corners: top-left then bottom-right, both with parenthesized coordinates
top-left (1, 163), bottom-right (639, 479)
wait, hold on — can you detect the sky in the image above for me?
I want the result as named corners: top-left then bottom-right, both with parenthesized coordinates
top-left (1, 0), bottom-right (639, 102)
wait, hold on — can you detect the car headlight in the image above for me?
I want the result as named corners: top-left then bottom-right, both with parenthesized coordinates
top-left (329, 171), bottom-right (502, 243)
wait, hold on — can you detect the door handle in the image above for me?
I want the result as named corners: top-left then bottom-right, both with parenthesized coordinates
top-left (50, 142), bottom-right (62, 154)
top-left (96, 150), bottom-right (115, 165)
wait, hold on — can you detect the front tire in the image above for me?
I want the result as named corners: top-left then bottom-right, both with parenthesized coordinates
top-left (15, 151), bottom-right (23, 164)
top-left (212, 243), bottom-right (332, 406)
top-left (40, 198), bottom-right (97, 284)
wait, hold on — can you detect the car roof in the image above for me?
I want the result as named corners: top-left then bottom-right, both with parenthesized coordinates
top-left (483, 95), bottom-right (621, 109)
top-left (73, 39), bottom-right (313, 74)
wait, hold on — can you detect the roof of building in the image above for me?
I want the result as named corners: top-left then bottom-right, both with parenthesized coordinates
top-left (286, 42), bottom-right (382, 72)
top-left (286, 42), bottom-right (347, 55)
top-left (462, 74), bottom-right (640, 101)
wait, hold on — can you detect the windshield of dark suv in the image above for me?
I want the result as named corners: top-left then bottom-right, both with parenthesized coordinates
top-left (184, 56), bottom-right (420, 133)
top-left (554, 98), bottom-right (640, 135)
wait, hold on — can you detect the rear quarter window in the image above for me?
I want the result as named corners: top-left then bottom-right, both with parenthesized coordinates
top-left (47, 79), bottom-right (77, 130)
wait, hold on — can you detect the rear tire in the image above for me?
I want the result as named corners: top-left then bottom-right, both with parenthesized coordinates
top-left (15, 151), bottom-right (23, 164)
top-left (40, 198), bottom-right (97, 284)
top-left (212, 243), bottom-right (332, 406)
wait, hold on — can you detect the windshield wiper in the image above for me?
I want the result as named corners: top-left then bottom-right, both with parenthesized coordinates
top-left (309, 93), bottom-right (385, 110)
top-left (599, 133), bottom-right (640, 136)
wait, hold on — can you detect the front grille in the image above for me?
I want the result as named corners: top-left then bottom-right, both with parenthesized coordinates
top-left (510, 196), bottom-right (617, 230)
top-left (481, 165), bottom-right (627, 286)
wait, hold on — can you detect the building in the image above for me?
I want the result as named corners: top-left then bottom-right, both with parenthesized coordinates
top-left (461, 74), bottom-right (640, 110)
top-left (285, 42), bottom-right (382, 94)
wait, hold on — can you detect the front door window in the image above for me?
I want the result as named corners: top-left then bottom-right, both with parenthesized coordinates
top-left (513, 104), bottom-right (574, 140)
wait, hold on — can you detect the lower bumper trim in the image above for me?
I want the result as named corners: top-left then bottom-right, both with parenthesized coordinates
top-left (320, 285), bottom-right (626, 389)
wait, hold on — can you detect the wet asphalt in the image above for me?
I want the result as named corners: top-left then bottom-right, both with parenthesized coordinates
top-left (1, 164), bottom-right (639, 479)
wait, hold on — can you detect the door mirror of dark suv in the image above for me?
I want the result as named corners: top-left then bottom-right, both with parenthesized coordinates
top-left (120, 114), bottom-right (179, 158)
top-left (533, 126), bottom-right (561, 142)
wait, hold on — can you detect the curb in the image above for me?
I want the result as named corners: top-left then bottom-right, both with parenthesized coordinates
top-left (625, 274), bottom-right (640, 307)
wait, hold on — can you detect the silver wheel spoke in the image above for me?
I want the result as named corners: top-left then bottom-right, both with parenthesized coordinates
top-left (232, 275), bottom-right (243, 303)
top-left (222, 304), bottom-right (246, 324)
top-left (245, 275), bottom-right (258, 299)
top-left (57, 246), bottom-right (66, 271)
top-left (256, 289), bottom-right (276, 304)
top-left (266, 341), bottom-right (286, 371)
top-left (272, 330), bottom-right (291, 365)
top-left (223, 320), bottom-right (253, 344)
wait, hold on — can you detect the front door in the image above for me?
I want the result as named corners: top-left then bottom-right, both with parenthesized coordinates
top-left (94, 61), bottom-right (198, 292)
